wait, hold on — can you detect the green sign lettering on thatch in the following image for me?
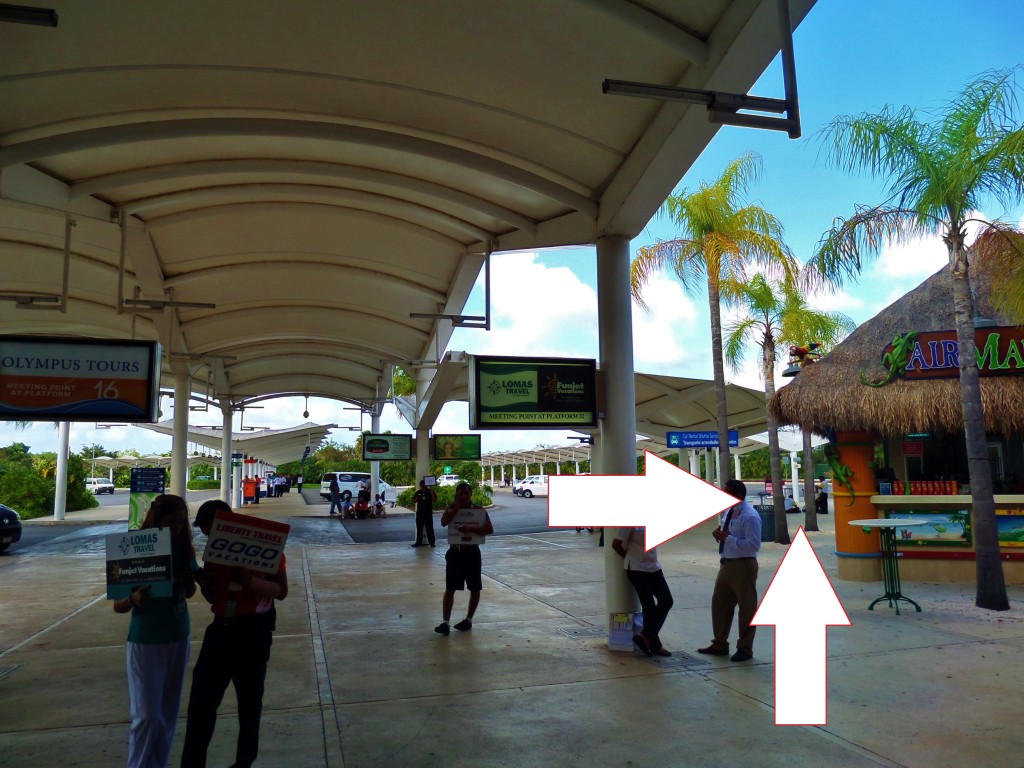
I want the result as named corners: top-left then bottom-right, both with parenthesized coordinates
top-left (862, 327), bottom-right (1024, 388)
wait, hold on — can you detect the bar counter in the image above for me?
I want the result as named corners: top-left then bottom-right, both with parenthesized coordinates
top-left (865, 494), bottom-right (1024, 584)
top-left (870, 494), bottom-right (1024, 508)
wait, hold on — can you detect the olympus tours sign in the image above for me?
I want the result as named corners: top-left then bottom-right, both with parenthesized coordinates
top-left (469, 355), bottom-right (597, 429)
top-left (0, 335), bottom-right (161, 422)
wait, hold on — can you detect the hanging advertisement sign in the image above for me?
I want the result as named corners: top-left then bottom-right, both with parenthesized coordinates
top-left (105, 527), bottom-right (173, 599)
top-left (361, 434), bottom-right (413, 461)
top-left (432, 434), bottom-right (481, 460)
top-left (469, 356), bottom-right (597, 429)
top-left (0, 336), bottom-right (161, 422)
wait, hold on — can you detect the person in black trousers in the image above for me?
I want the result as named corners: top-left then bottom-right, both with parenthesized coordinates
top-left (411, 479), bottom-right (436, 547)
top-left (181, 500), bottom-right (288, 768)
top-left (612, 526), bottom-right (673, 657)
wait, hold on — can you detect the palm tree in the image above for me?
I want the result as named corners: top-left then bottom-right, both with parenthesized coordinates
top-left (813, 70), bottom-right (1024, 611)
top-left (631, 153), bottom-right (796, 486)
top-left (723, 274), bottom-right (855, 541)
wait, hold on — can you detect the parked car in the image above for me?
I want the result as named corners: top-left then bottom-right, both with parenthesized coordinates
top-left (436, 474), bottom-right (462, 487)
top-left (85, 477), bottom-right (115, 494)
top-left (0, 503), bottom-right (22, 552)
top-left (518, 476), bottom-right (548, 498)
top-left (514, 475), bottom-right (546, 496)
top-left (319, 471), bottom-right (395, 501)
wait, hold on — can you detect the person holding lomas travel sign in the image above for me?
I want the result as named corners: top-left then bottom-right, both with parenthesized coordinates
top-left (111, 494), bottom-right (197, 768)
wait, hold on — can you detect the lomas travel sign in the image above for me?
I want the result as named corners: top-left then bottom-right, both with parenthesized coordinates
top-left (469, 355), bottom-right (597, 429)
top-left (873, 327), bottom-right (1024, 382)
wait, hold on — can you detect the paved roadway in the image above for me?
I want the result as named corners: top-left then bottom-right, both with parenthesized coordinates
top-left (253, 489), bottom-right (562, 545)
top-left (5, 488), bottom-right (566, 556)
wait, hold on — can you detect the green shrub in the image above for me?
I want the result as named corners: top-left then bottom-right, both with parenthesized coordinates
top-left (0, 453), bottom-right (97, 519)
top-left (0, 462), bottom-right (54, 519)
top-left (396, 483), bottom-right (492, 510)
top-left (65, 454), bottom-right (99, 513)
top-left (187, 479), bottom-right (222, 490)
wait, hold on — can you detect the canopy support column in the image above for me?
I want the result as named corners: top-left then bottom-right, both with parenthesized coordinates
top-left (596, 233), bottom-right (639, 650)
top-left (170, 366), bottom-right (189, 498)
top-left (53, 420), bottom-right (69, 521)
top-left (220, 404), bottom-right (233, 504)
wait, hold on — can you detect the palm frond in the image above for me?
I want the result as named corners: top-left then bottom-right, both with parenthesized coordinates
top-left (812, 206), bottom-right (933, 289)
top-left (819, 107), bottom-right (927, 186)
top-left (717, 152), bottom-right (763, 202)
top-left (975, 127), bottom-right (1024, 205)
top-left (938, 69), bottom-right (1017, 151)
top-left (723, 316), bottom-right (759, 373)
top-left (631, 238), bottom-right (704, 311)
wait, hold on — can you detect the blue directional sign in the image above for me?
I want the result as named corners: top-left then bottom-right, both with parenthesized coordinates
top-left (666, 430), bottom-right (739, 449)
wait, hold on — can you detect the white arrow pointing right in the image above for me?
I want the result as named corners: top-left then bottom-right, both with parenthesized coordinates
top-left (548, 451), bottom-right (737, 549)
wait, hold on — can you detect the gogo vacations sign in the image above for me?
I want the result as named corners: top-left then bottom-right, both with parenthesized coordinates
top-left (469, 356), bottom-right (597, 429)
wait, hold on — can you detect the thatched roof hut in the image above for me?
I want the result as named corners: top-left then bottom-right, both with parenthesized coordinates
top-left (770, 259), bottom-right (1024, 437)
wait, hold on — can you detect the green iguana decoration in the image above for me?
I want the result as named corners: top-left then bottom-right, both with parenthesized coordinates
top-left (860, 331), bottom-right (919, 387)
top-left (823, 443), bottom-right (856, 507)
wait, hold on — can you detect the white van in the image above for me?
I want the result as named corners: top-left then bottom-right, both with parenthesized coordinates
top-left (513, 475), bottom-right (545, 496)
top-left (85, 477), bottom-right (115, 495)
top-left (319, 471), bottom-right (395, 501)
top-left (517, 476), bottom-right (548, 498)
top-left (436, 474), bottom-right (462, 487)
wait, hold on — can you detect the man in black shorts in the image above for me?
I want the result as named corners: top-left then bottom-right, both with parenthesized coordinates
top-left (435, 482), bottom-right (493, 635)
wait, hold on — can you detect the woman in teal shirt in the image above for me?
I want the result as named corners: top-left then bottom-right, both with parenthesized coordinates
top-left (113, 495), bottom-right (197, 768)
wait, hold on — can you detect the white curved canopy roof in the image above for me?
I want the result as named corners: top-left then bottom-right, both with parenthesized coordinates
top-left (132, 420), bottom-right (337, 467)
top-left (0, 1), bottom-right (815, 413)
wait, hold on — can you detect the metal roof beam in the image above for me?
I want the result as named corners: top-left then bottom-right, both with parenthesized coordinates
top-left (165, 261), bottom-right (447, 305)
top-left (1, 118), bottom-right (598, 217)
top-left (571, 0), bottom-right (709, 64)
top-left (144, 202), bottom-right (465, 249)
top-left (416, 351), bottom-right (469, 430)
top-left (70, 160), bottom-right (538, 234)
top-left (123, 184), bottom-right (494, 243)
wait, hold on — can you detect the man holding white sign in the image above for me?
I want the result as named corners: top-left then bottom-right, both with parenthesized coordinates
top-left (180, 501), bottom-right (289, 768)
top-left (435, 482), bottom-right (493, 636)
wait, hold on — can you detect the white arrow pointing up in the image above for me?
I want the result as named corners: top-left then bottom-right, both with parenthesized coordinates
top-left (751, 527), bottom-right (851, 725)
top-left (548, 451), bottom-right (738, 550)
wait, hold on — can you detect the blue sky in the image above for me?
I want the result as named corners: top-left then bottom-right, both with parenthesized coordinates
top-left (6, 0), bottom-right (1024, 460)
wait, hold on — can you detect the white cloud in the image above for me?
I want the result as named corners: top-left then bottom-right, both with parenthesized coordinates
top-left (631, 274), bottom-right (698, 373)
top-left (728, 357), bottom-right (769, 393)
top-left (806, 287), bottom-right (866, 317)
top-left (451, 251), bottom-right (598, 359)
top-left (865, 233), bottom-right (947, 281)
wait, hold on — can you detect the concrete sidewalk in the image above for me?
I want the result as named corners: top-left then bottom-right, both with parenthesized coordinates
top-left (5, 501), bottom-right (1024, 767)
top-left (24, 486), bottom-right (414, 526)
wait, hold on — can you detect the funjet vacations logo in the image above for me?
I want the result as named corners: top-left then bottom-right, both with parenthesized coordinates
top-left (541, 372), bottom-right (586, 403)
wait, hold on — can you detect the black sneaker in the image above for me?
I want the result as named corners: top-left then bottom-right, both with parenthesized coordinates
top-left (454, 618), bottom-right (472, 632)
top-left (434, 622), bottom-right (450, 636)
